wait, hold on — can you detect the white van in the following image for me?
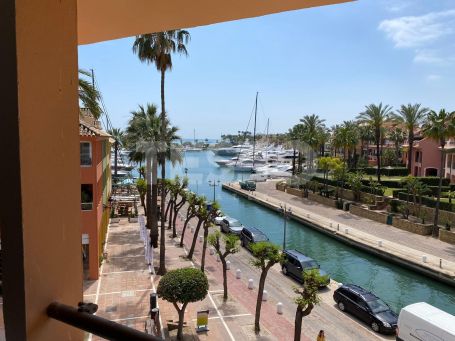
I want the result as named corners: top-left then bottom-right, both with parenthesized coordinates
top-left (396, 302), bottom-right (455, 341)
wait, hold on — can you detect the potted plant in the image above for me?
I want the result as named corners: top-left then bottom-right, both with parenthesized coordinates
top-left (110, 205), bottom-right (120, 223)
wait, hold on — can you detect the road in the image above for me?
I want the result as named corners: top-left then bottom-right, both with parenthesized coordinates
top-left (178, 203), bottom-right (395, 341)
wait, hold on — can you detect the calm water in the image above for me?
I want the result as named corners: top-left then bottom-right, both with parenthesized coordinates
top-left (164, 150), bottom-right (455, 315)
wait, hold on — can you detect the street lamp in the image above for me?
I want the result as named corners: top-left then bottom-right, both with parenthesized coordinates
top-left (208, 179), bottom-right (221, 202)
top-left (280, 203), bottom-right (292, 250)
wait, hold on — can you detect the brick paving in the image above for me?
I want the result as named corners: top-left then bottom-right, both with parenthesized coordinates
top-left (83, 218), bottom-right (154, 340)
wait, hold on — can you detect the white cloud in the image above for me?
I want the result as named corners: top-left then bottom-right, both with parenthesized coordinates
top-left (426, 74), bottom-right (442, 81)
top-left (414, 49), bottom-right (446, 64)
top-left (378, 9), bottom-right (455, 48)
top-left (385, 1), bottom-right (410, 13)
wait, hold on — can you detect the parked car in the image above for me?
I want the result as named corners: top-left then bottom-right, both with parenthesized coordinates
top-left (396, 302), bottom-right (455, 341)
top-left (240, 226), bottom-right (269, 251)
top-left (281, 249), bottom-right (330, 287)
top-left (219, 217), bottom-right (243, 234)
top-left (214, 215), bottom-right (226, 226)
top-left (333, 284), bottom-right (398, 334)
top-left (240, 180), bottom-right (256, 191)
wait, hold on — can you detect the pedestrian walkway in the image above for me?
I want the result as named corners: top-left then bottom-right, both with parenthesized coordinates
top-left (83, 208), bottom-right (308, 340)
top-left (83, 218), bottom-right (154, 340)
top-left (224, 181), bottom-right (455, 281)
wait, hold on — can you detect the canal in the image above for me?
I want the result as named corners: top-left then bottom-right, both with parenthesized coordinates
top-left (165, 150), bottom-right (455, 315)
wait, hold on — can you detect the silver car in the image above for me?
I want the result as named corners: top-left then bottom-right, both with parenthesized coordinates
top-left (220, 217), bottom-right (243, 234)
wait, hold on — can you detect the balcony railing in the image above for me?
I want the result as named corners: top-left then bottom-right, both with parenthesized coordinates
top-left (80, 156), bottom-right (92, 166)
top-left (47, 302), bottom-right (162, 341)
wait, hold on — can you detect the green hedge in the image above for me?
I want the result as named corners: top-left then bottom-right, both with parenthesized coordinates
top-left (311, 176), bottom-right (383, 195)
top-left (396, 192), bottom-right (455, 212)
top-left (418, 177), bottom-right (450, 186)
top-left (361, 167), bottom-right (409, 177)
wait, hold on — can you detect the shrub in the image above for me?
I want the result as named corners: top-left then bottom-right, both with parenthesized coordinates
top-left (397, 192), bottom-right (455, 212)
top-left (361, 167), bottom-right (408, 177)
top-left (418, 177), bottom-right (450, 187)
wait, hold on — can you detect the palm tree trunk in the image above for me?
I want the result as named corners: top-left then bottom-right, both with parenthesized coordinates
top-left (408, 131), bottom-right (414, 174)
top-left (187, 218), bottom-right (203, 259)
top-left (172, 202), bottom-right (182, 238)
top-left (433, 145), bottom-right (445, 236)
top-left (158, 157), bottom-right (167, 275)
top-left (149, 154), bottom-right (159, 248)
top-left (200, 222), bottom-right (209, 272)
top-left (114, 140), bottom-right (118, 176)
top-left (376, 129), bottom-right (381, 182)
top-left (254, 269), bottom-right (268, 334)
top-left (294, 306), bottom-right (303, 341)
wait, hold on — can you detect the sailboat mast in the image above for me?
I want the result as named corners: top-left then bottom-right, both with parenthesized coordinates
top-left (265, 118), bottom-right (269, 161)
top-left (252, 92), bottom-right (258, 168)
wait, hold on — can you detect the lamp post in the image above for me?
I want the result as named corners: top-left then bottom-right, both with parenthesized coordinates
top-left (208, 179), bottom-right (221, 202)
top-left (280, 203), bottom-right (292, 250)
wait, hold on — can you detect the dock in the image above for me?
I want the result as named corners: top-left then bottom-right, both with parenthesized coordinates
top-left (222, 181), bottom-right (455, 287)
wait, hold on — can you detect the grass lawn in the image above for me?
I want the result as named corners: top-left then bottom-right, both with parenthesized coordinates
top-left (383, 187), bottom-right (399, 197)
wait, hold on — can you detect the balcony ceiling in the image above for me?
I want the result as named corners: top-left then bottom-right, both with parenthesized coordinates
top-left (77, 0), bottom-right (353, 45)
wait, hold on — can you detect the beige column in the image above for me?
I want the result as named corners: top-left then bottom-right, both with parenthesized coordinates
top-left (1, 0), bottom-right (82, 340)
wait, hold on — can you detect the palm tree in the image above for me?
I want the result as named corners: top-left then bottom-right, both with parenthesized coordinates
top-left (387, 127), bottom-right (406, 165)
top-left (78, 69), bottom-right (102, 119)
top-left (126, 104), bottom-right (162, 248)
top-left (133, 30), bottom-right (190, 274)
top-left (300, 114), bottom-right (326, 170)
top-left (422, 109), bottom-right (455, 236)
top-left (107, 128), bottom-right (124, 177)
top-left (391, 104), bottom-right (429, 174)
top-left (357, 103), bottom-right (393, 181)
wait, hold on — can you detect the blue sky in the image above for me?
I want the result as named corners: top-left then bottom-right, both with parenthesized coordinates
top-left (78, 0), bottom-right (455, 139)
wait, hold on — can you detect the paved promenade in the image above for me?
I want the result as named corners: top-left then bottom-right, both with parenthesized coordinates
top-left (83, 205), bottom-right (392, 340)
top-left (223, 181), bottom-right (455, 284)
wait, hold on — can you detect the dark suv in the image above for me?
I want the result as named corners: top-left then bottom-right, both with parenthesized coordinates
top-left (333, 284), bottom-right (398, 334)
top-left (240, 226), bottom-right (269, 251)
top-left (281, 249), bottom-right (330, 286)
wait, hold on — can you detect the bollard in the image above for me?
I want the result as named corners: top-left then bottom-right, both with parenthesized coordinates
top-left (378, 240), bottom-right (383, 247)
top-left (338, 283), bottom-right (343, 288)
top-left (216, 254), bottom-right (221, 262)
top-left (440, 259), bottom-right (442, 268)
top-left (345, 228), bottom-right (349, 234)
top-left (337, 224), bottom-right (340, 231)
top-left (236, 269), bottom-right (242, 279)
top-left (262, 290), bottom-right (268, 301)
top-left (199, 235), bottom-right (203, 243)
top-left (277, 302), bottom-right (283, 315)
top-left (226, 260), bottom-right (231, 270)
top-left (422, 255), bottom-right (427, 263)
top-left (248, 279), bottom-right (254, 289)
top-left (190, 226), bottom-right (195, 234)
top-left (330, 222), bottom-right (333, 228)
top-left (307, 214), bottom-right (310, 218)
top-left (209, 247), bottom-right (215, 255)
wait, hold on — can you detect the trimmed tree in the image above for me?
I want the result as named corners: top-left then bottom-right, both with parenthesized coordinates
top-left (208, 231), bottom-right (240, 300)
top-left (157, 267), bottom-right (208, 340)
top-left (136, 178), bottom-right (147, 214)
top-left (179, 192), bottom-right (199, 247)
top-left (200, 202), bottom-right (220, 272)
top-left (250, 242), bottom-right (283, 334)
top-left (293, 269), bottom-right (327, 341)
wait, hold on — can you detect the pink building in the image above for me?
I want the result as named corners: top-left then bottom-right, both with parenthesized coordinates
top-left (444, 138), bottom-right (455, 183)
top-left (402, 137), bottom-right (441, 177)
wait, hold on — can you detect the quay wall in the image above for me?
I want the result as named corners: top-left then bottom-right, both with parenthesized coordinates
top-left (222, 182), bottom-right (455, 287)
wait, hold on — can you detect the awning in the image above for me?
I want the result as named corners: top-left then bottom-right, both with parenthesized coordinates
top-left (78, 0), bottom-right (353, 45)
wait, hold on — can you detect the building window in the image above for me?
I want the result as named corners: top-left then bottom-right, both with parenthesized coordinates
top-left (81, 184), bottom-right (93, 210)
top-left (80, 142), bottom-right (92, 166)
